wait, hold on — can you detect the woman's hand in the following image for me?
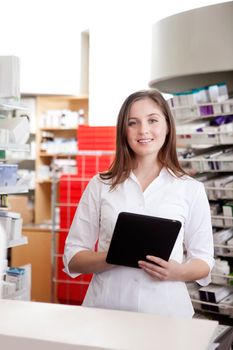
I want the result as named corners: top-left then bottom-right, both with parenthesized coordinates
top-left (138, 255), bottom-right (210, 282)
top-left (138, 256), bottom-right (185, 281)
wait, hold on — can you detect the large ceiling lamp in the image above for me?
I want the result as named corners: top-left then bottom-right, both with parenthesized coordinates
top-left (149, 1), bottom-right (233, 94)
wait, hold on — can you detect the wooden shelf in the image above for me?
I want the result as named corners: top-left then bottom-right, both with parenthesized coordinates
top-left (35, 95), bottom-right (88, 224)
top-left (40, 127), bottom-right (78, 131)
top-left (37, 179), bottom-right (52, 184)
top-left (39, 152), bottom-right (77, 158)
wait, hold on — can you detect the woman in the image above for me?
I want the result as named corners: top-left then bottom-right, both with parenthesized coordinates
top-left (63, 89), bottom-right (214, 318)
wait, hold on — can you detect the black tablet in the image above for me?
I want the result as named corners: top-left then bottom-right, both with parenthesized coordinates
top-left (106, 212), bottom-right (181, 268)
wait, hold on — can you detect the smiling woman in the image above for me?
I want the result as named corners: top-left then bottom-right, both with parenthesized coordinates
top-left (100, 89), bottom-right (184, 188)
top-left (63, 89), bottom-right (214, 318)
top-left (126, 98), bottom-right (168, 167)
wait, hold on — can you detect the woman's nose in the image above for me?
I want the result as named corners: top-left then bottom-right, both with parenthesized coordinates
top-left (139, 122), bottom-right (149, 134)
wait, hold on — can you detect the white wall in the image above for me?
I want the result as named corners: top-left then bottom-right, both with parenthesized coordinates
top-left (0, 0), bottom-right (230, 121)
top-left (88, 0), bottom-right (232, 125)
top-left (0, 0), bottom-right (90, 95)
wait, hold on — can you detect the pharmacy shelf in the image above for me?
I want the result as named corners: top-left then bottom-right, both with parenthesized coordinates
top-left (39, 153), bottom-right (77, 157)
top-left (40, 127), bottom-right (78, 131)
top-left (0, 185), bottom-right (29, 195)
top-left (0, 103), bottom-right (29, 111)
top-left (171, 100), bottom-right (233, 110)
top-left (0, 144), bottom-right (30, 152)
top-left (211, 272), bottom-right (233, 284)
top-left (7, 236), bottom-right (28, 248)
top-left (77, 150), bottom-right (115, 155)
top-left (177, 131), bottom-right (231, 135)
top-left (205, 186), bottom-right (233, 191)
top-left (175, 112), bottom-right (233, 124)
top-left (191, 298), bottom-right (233, 317)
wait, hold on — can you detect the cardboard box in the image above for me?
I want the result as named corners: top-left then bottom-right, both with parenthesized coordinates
top-left (8, 195), bottom-right (34, 225)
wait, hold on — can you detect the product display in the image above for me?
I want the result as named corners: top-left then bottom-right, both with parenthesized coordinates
top-left (170, 85), bottom-right (233, 320)
top-left (53, 126), bottom-right (115, 304)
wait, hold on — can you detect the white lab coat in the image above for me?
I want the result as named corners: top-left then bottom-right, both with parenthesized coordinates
top-left (63, 168), bottom-right (214, 318)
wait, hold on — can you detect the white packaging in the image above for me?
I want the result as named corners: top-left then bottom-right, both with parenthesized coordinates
top-left (227, 237), bottom-right (233, 247)
top-left (224, 180), bottom-right (233, 199)
top-left (218, 293), bottom-right (233, 316)
top-left (213, 229), bottom-right (233, 254)
top-left (0, 56), bottom-right (20, 100)
top-left (199, 284), bottom-right (232, 303)
top-left (223, 201), bottom-right (233, 227)
top-left (2, 280), bottom-right (17, 299)
top-left (11, 217), bottom-right (23, 240)
top-left (5, 271), bottom-right (25, 291)
top-left (0, 129), bottom-right (10, 144)
top-left (0, 116), bottom-right (29, 144)
top-left (0, 216), bottom-right (12, 241)
top-left (0, 164), bottom-right (18, 187)
top-left (211, 259), bottom-right (230, 284)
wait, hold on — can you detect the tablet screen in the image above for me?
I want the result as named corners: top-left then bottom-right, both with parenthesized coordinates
top-left (106, 212), bottom-right (181, 268)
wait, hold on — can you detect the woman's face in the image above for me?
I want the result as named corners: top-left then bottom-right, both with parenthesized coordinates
top-left (126, 98), bottom-right (168, 161)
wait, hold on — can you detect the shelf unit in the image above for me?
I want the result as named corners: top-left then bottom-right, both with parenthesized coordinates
top-left (51, 149), bottom-right (116, 304)
top-left (0, 113), bottom-right (31, 300)
top-left (35, 95), bottom-right (88, 224)
top-left (49, 125), bottom-right (116, 305)
top-left (172, 98), bottom-right (233, 321)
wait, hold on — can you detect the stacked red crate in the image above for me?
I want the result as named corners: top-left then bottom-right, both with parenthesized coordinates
top-left (57, 175), bottom-right (91, 305)
top-left (77, 125), bottom-right (116, 150)
top-left (57, 126), bottom-right (116, 305)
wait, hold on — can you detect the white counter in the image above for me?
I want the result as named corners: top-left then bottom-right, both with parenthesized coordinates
top-left (0, 299), bottom-right (218, 350)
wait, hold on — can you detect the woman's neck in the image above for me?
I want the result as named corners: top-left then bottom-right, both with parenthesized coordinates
top-left (133, 159), bottom-right (163, 192)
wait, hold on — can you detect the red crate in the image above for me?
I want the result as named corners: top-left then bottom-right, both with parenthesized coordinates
top-left (78, 125), bottom-right (116, 150)
top-left (56, 258), bottom-right (92, 305)
top-left (57, 148), bottom-right (114, 305)
top-left (76, 154), bottom-right (115, 178)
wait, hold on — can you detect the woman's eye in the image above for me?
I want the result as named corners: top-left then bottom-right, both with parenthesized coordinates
top-left (148, 119), bottom-right (158, 124)
top-left (128, 120), bottom-right (137, 126)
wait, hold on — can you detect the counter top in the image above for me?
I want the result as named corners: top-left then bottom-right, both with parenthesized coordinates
top-left (0, 299), bottom-right (218, 350)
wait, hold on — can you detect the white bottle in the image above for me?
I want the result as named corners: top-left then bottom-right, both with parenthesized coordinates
top-left (78, 109), bottom-right (85, 125)
top-left (212, 259), bottom-right (230, 284)
top-left (0, 223), bottom-right (6, 298)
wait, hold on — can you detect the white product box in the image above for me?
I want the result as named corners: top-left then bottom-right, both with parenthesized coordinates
top-left (223, 201), bottom-right (233, 227)
top-left (0, 56), bottom-right (20, 99)
top-left (0, 116), bottom-right (29, 144)
top-left (0, 164), bottom-right (18, 187)
top-left (2, 281), bottom-right (16, 299)
top-left (218, 293), bottom-right (233, 316)
top-left (11, 217), bottom-right (23, 240)
top-left (199, 284), bottom-right (232, 303)
top-left (213, 229), bottom-right (233, 254)
top-left (0, 216), bottom-right (11, 240)
top-left (0, 212), bottom-right (21, 241)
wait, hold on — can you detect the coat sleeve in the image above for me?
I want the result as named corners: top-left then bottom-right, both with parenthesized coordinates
top-left (184, 182), bottom-right (215, 286)
top-left (63, 176), bottom-right (101, 278)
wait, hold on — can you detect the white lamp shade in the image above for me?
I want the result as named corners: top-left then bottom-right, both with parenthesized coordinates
top-left (149, 2), bottom-right (233, 93)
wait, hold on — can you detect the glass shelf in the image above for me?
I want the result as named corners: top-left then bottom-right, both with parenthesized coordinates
top-left (0, 185), bottom-right (29, 195)
top-left (0, 144), bottom-right (30, 152)
top-left (0, 103), bottom-right (29, 111)
top-left (7, 236), bottom-right (28, 248)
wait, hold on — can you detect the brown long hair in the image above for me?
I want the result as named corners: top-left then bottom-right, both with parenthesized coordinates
top-left (100, 89), bottom-right (186, 189)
